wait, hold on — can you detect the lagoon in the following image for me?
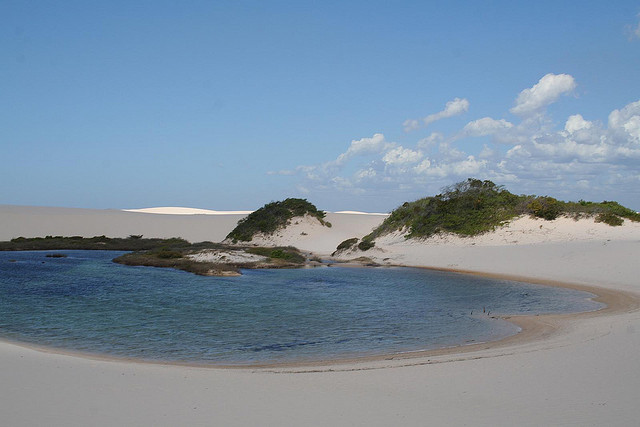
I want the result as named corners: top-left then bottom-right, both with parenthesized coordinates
top-left (0, 250), bottom-right (602, 365)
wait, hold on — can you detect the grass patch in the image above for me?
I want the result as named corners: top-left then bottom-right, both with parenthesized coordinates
top-left (595, 212), bottom-right (624, 226)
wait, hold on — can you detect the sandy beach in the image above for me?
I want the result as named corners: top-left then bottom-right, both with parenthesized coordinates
top-left (1, 205), bottom-right (640, 426)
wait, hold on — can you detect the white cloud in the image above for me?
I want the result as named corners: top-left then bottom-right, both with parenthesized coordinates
top-left (417, 132), bottom-right (445, 149)
top-left (402, 119), bottom-right (420, 132)
top-left (334, 133), bottom-right (393, 166)
top-left (404, 98), bottom-right (469, 131)
top-left (564, 114), bottom-right (593, 133)
top-left (608, 100), bottom-right (640, 143)
top-left (356, 168), bottom-right (377, 180)
top-left (382, 147), bottom-right (423, 166)
top-left (414, 156), bottom-right (487, 178)
top-left (510, 73), bottom-right (576, 117)
top-left (413, 158), bottom-right (432, 174)
top-left (462, 117), bottom-right (514, 136)
top-left (478, 144), bottom-right (495, 159)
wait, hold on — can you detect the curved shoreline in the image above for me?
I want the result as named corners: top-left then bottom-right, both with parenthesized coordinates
top-left (2, 267), bottom-right (637, 372)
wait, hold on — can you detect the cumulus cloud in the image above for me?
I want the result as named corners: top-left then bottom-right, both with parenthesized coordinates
top-left (564, 114), bottom-right (593, 133)
top-left (417, 132), bottom-right (445, 149)
top-left (413, 156), bottom-right (487, 178)
top-left (356, 168), bottom-right (377, 181)
top-left (510, 73), bottom-right (576, 117)
top-left (404, 98), bottom-right (469, 131)
top-left (382, 147), bottom-right (423, 166)
top-left (334, 133), bottom-right (393, 166)
top-left (461, 117), bottom-right (514, 136)
top-left (608, 100), bottom-right (640, 143)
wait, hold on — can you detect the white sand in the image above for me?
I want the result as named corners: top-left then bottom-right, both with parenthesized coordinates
top-left (123, 207), bottom-right (254, 215)
top-left (240, 213), bottom-right (387, 254)
top-left (1, 207), bottom-right (640, 426)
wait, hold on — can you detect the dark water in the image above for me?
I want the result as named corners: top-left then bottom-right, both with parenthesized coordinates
top-left (0, 250), bottom-right (602, 365)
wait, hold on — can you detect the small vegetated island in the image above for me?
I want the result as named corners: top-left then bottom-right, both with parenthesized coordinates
top-left (333, 178), bottom-right (639, 255)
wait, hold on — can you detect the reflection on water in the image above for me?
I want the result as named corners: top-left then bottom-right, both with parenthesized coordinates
top-left (0, 250), bottom-right (602, 364)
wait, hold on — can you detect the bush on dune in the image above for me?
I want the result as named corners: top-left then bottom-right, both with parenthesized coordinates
top-left (226, 198), bottom-right (329, 242)
top-left (354, 178), bottom-right (638, 250)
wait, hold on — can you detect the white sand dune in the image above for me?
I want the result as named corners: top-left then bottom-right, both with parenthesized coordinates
top-left (123, 207), bottom-right (254, 215)
top-left (1, 206), bottom-right (640, 426)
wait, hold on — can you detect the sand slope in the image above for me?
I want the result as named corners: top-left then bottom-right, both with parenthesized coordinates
top-left (242, 212), bottom-right (387, 254)
top-left (1, 206), bottom-right (640, 426)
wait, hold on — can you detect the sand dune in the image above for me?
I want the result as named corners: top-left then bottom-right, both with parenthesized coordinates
top-left (122, 207), bottom-right (254, 215)
top-left (1, 206), bottom-right (640, 426)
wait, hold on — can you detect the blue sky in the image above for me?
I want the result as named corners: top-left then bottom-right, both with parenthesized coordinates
top-left (2, 1), bottom-right (640, 211)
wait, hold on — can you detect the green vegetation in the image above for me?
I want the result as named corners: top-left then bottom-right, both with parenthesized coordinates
top-left (226, 198), bottom-right (330, 242)
top-left (0, 235), bottom-right (190, 252)
top-left (595, 212), bottom-right (624, 226)
top-left (367, 179), bottom-right (524, 240)
top-left (331, 237), bottom-right (364, 256)
top-left (526, 196), bottom-right (562, 220)
top-left (357, 238), bottom-right (375, 251)
top-left (336, 238), bottom-right (359, 251)
top-left (362, 178), bottom-right (639, 245)
top-left (246, 246), bottom-right (306, 264)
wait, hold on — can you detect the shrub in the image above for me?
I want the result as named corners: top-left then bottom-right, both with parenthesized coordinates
top-left (154, 249), bottom-right (183, 259)
top-left (336, 238), bottom-right (359, 251)
top-left (595, 212), bottom-right (624, 226)
top-left (366, 178), bottom-right (524, 240)
top-left (358, 240), bottom-right (375, 251)
top-left (526, 196), bottom-right (562, 220)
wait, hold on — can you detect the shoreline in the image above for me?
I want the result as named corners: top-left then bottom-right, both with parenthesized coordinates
top-left (2, 266), bottom-right (637, 372)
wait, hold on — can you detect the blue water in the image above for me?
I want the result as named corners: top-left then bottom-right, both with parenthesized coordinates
top-left (0, 250), bottom-right (602, 365)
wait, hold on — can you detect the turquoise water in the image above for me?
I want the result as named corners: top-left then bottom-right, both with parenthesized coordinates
top-left (0, 250), bottom-right (602, 365)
